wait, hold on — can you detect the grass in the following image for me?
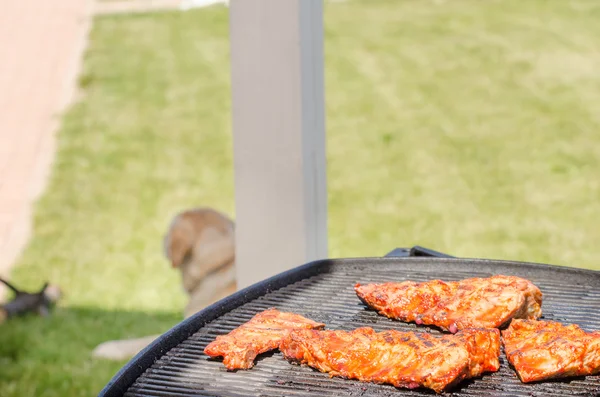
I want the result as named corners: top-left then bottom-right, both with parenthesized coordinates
top-left (3, 0), bottom-right (600, 395)
top-left (325, 0), bottom-right (600, 267)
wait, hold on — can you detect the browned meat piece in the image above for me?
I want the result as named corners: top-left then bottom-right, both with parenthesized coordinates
top-left (280, 327), bottom-right (500, 394)
top-left (355, 275), bottom-right (542, 332)
top-left (204, 308), bottom-right (325, 370)
top-left (502, 319), bottom-right (600, 383)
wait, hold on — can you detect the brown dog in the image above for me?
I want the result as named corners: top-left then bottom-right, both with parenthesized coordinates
top-left (165, 207), bottom-right (236, 318)
top-left (92, 207), bottom-right (236, 360)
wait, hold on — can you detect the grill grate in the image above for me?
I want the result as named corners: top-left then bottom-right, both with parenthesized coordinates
top-left (123, 259), bottom-right (600, 397)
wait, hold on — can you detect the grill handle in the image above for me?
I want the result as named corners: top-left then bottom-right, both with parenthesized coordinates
top-left (385, 246), bottom-right (454, 258)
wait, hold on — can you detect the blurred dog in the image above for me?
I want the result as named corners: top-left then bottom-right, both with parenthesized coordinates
top-left (167, 207), bottom-right (236, 318)
top-left (92, 207), bottom-right (236, 360)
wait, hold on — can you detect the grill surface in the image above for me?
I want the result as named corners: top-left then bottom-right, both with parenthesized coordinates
top-left (111, 257), bottom-right (600, 397)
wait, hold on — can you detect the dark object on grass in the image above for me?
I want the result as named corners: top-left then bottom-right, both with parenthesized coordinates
top-left (0, 278), bottom-right (62, 323)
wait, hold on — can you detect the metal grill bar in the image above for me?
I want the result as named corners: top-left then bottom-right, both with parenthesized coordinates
top-left (120, 258), bottom-right (600, 397)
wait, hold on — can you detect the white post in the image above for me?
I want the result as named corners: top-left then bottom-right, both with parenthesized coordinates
top-left (230, 0), bottom-right (327, 289)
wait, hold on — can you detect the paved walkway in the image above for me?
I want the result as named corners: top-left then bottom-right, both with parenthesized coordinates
top-left (0, 0), bottom-right (92, 297)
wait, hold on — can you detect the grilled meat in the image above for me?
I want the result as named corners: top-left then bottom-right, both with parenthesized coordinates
top-left (355, 275), bottom-right (542, 332)
top-left (204, 308), bottom-right (325, 370)
top-left (280, 327), bottom-right (500, 393)
top-left (502, 319), bottom-right (600, 383)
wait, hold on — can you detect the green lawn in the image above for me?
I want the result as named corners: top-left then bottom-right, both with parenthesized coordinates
top-left (3, 0), bottom-right (600, 395)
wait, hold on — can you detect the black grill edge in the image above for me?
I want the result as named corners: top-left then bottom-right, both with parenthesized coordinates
top-left (99, 248), bottom-right (600, 397)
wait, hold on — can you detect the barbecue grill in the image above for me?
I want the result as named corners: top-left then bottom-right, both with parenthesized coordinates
top-left (99, 246), bottom-right (600, 397)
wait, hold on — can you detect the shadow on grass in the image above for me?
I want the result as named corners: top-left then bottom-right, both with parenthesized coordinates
top-left (0, 306), bottom-right (181, 397)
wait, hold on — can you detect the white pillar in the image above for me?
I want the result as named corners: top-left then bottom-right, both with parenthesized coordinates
top-left (230, 0), bottom-right (327, 289)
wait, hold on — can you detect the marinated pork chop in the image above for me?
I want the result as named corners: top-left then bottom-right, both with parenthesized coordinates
top-left (355, 275), bottom-right (542, 333)
top-left (280, 327), bottom-right (500, 394)
top-left (204, 308), bottom-right (325, 370)
top-left (502, 319), bottom-right (600, 383)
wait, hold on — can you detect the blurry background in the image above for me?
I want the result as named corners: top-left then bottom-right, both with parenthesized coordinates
top-left (1, 0), bottom-right (600, 396)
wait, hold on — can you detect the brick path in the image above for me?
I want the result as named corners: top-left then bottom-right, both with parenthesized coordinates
top-left (0, 0), bottom-right (92, 297)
